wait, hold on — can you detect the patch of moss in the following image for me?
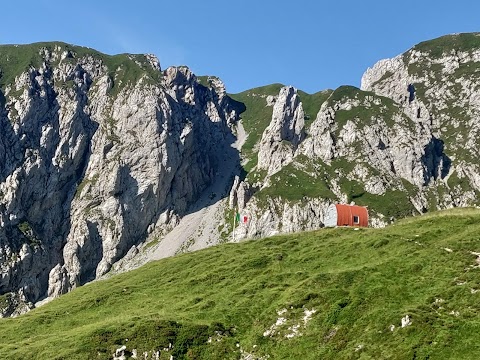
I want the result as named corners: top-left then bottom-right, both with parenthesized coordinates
top-left (75, 174), bottom-right (99, 199)
top-left (371, 70), bottom-right (394, 87)
top-left (447, 170), bottom-right (471, 191)
top-left (17, 221), bottom-right (32, 235)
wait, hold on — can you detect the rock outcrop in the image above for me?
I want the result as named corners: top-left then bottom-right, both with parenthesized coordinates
top-left (300, 87), bottom-right (449, 189)
top-left (361, 33), bottom-right (480, 198)
top-left (233, 197), bottom-right (333, 241)
top-left (257, 86), bottom-right (305, 175)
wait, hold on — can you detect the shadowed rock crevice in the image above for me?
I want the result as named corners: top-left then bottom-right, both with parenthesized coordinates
top-left (422, 137), bottom-right (451, 185)
top-left (78, 220), bottom-right (103, 284)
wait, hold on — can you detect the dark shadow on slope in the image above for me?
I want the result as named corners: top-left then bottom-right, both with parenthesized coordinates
top-left (227, 95), bottom-right (247, 116)
top-left (172, 90), bottom-right (244, 216)
top-left (408, 84), bottom-right (416, 103)
top-left (0, 89), bottom-right (5, 108)
top-left (181, 131), bottom-right (242, 215)
top-left (421, 137), bottom-right (451, 185)
top-left (78, 221), bottom-right (104, 284)
top-left (146, 75), bottom-right (245, 223)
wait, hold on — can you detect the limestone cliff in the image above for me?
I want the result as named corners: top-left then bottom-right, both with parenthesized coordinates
top-left (0, 43), bottom-right (240, 315)
top-left (361, 32), bottom-right (480, 200)
top-left (256, 86), bottom-right (305, 175)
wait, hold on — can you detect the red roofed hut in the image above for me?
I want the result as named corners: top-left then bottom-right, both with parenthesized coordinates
top-left (324, 204), bottom-right (368, 227)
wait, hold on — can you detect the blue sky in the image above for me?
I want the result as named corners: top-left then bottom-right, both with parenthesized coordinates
top-left (1, 0), bottom-right (479, 94)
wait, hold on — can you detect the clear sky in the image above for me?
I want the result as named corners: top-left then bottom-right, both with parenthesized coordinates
top-left (1, 0), bottom-right (479, 94)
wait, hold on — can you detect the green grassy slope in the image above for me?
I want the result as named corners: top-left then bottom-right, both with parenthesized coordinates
top-left (254, 155), bottom-right (416, 220)
top-left (412, 32), bottom-right (480, 59)
top-left (229, 84), bottom-right (284, 171)
top-left (2, 209), bottom-right (480, 359)
top-left (326, 85), bottom-right (414, 130)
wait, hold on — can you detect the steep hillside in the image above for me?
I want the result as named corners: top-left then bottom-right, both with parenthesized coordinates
top-left (0, 42), bottom-right (241, 314)
top-left (1, 209), bottom-right (480, 359)
top-left (362, 32), bottom-right (480, 197)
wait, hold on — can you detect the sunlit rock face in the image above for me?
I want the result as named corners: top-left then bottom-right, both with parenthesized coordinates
top-left (0, 43), bottom-right (239, 315)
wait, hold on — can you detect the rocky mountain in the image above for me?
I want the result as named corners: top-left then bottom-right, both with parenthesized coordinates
top-left (230, 33), bottom-right (480, 240)
top-left (0, 42), bottom-right (241, 315)
top-left (3, 33), bottom-right (480, 316)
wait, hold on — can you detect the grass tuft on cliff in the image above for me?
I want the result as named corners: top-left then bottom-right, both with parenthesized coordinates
top-left (1, 208), bottom-right (480, 359)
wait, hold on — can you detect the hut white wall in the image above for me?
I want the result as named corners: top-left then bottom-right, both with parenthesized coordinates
top-left (324, 204), bottom-right (338, 227)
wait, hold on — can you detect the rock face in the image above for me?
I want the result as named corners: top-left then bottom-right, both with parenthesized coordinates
top-left (233, 197), bottom-right (333, 241)
top-left (257, 86), bottom-right (305, 175)
top-left (0, 43), bottom-right (239, 315)
top-left (361, 33), bottom-right (480, 199)
top-left (300, 86), bottom-right (453, 191)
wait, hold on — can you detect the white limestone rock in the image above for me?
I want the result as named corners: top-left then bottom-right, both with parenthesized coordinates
top-left (257, 86), bottom-right (305, 175)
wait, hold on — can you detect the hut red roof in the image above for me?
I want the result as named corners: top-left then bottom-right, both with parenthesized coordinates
top-left (334, 204), bottom-right (368, 227)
